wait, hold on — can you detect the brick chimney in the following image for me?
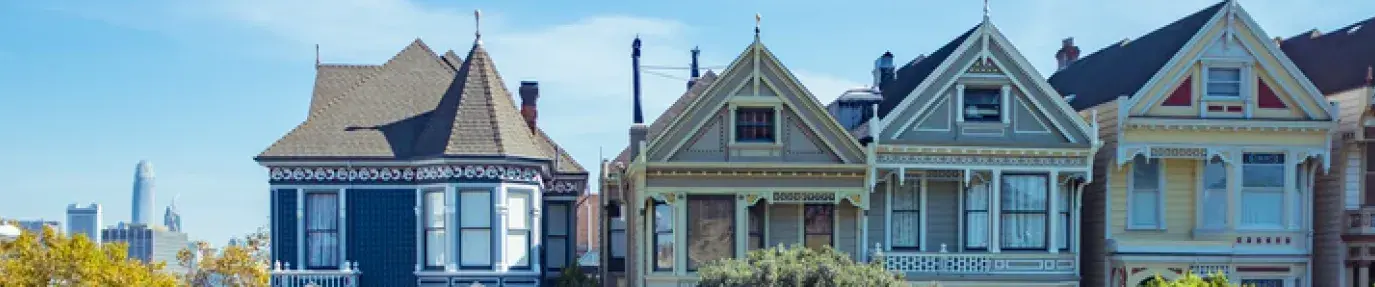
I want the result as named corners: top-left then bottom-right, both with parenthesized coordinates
top-left (1055, 37), bottom-right (1081, 71)
top-left (519, 81), bottom-right (539, 133)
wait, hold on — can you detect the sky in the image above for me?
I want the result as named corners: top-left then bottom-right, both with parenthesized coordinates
top-left (0, 0), bottom-right (1369, 245)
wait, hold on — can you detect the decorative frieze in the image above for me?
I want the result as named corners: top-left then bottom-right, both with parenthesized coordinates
top-left (877, 154), bottom-right (1086, 167)
top-left (269, 165), bottom-right (543, 184)
top-left (880, 252), bottom-right (1074, 274)
top-left (773, 192), bottom-right (836, 203)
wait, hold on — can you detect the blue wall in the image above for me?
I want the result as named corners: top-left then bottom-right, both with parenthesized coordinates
top-left (347, 189), bottom-right (418, 287)
top-left (272, 189), bottom-right (297, 268)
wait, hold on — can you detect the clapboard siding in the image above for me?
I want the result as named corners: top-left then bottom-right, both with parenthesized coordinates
top-left (273, 189), bottom-right (298, 268)
top-left (867, 182), bottom-right (889, 250)
top-left (925, 181), bottom-right (960, 251)
top-left (768, 204), bottom-right (801, 248)
top-left (837, 203), bottom-right (859, 258)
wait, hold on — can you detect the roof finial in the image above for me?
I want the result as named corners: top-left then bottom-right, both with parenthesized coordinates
top-left (983, 0), bottom-right (990, 21)
top-left (474, 9), bottom-right (483, 43)
top-left (314, 44), bottom-right (320, 68)
top-left (754, 13), bottom-right (762, 37)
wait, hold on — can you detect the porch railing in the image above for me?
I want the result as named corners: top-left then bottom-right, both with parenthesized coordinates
top-left (1347, 207), bottom-right (1375, 234)
top-left (270, 261), bottom-right (361, 287)
top-left (869, 243), bottom-right (1075, 275)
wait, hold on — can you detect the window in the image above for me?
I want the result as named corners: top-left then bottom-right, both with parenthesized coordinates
top-left (1201, 158), bottom-right (1228, 229)
top-left (609, 215), bottom-right (626, 272)
top-left (803, 205), bottom-right (834, 250)
top-left (1129, 157), bottom-right (1163, 229)
top-left (305, 192), bottom-right (339, 269)
top-left (1241, 153), bottom-right (1285, 228)
top-left (506, 190), bottom-right (532, 269)
top-left (1057, 185), bottom-right (1070, 250)
top-left (545, 203), bottom-right (570, 270)
top-left (1205, 67), bottom-right (1242, 99)
top-left (686, 196), bottom-right (735, 271)
top-left (966, 183), bottom-right (990, 249)
top-left (1001, 175), bottom-right (1048, 250)
top-left (424, 190), bottom-right (446, 269)
top-left (734, 107), bottom-right (775, 143)
top-left (652, 201), bottom-right (674, 272)
top-left (891, 185), bottom-right (920, 250)
top-left (459, 190), bottom-right (491, 268)
top-left (962, 88), bottom-right (1002, 122)
top-left (748, 203), bottom-right (766, 251)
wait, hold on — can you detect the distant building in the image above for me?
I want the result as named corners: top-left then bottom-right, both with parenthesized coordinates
top-left (164, 198), bottom-right (181, 232)
top-left (102, 224), bottom-right (189, 275)
top-left (15, 220), bottom-right (60, 235)
top-left (132, 160), bottom-right (155, 226)
top-left (67, 203), bottom-right (102, 243)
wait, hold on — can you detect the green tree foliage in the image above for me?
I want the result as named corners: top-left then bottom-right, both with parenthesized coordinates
top-left (555, 265), bottom-right (599, 287)
top-left (1141, 272), bottom-right (1245, 287)
top-left (177, 226), bottom-right (271, 287)
top-left (0, 224), bottom-right (180, 286)
top-left (696, 245), bottom-right (905, 287)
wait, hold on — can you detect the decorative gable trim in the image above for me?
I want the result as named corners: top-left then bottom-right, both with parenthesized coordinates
top-left (1162, 77), bottom-right (1194, 106)
top-left (1258, 77), bottom-right (1287, 109)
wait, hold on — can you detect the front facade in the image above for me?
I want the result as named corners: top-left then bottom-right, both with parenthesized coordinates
top-left (1281, 15), bottom-right (1375, 287)
top-left (605, 30), bottom-right (870, 286)
top-left (859, 17), bottom-right (1099, 286)
top-left (1049, 2), bottom-right (1338, 286)
top-left (256, 29), bottom-right (588, 287)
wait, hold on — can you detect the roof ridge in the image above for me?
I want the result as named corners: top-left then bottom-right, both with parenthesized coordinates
top-left (309, 39), bottom-right (452, 120)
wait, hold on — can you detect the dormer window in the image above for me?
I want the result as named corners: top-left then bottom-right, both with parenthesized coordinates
top-left (1205, 67), bottom-right (1243, 99)
top-left (734, 107), bottom-right (776, 143)
top-left (962, 88), bottom-right (1003, 122)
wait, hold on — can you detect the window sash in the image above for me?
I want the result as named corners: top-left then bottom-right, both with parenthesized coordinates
top-left (1206, 67), bottom-right (1243, 98)
top-left (458, 190), bottom-right (492, 268)
top-left (1240, 188), bottom-right (1284, 228)
top-left (804, 205), bottom-right (834, 250)
top-left (305, 192), bottom-right (339, 269)
top-left (891, 186), bottom-right (920, 250)
top-left (962, 88), bottom-right (1002, 122)
top-left (1057, 188), bottom-right (1071, 250)
top-left (652, 202), bottom-right (674, 272)
top-left (1001, 175), bottom-right (1048, 250)
top-left (734, 108), bottom-right (776, 142)
top-left (1201, 159), bottom-right (1228, 229)
top-left (966, 183), bottom-right (989, 249)
top-left (686, 196), bottom-right (735, 271)
top-left (460, 229), bottom-right (491, 267)
top-left (423, 190), bottom-right (446, 269)
top-left (506, 191), bottom-right (532, 269)
top-left (1129, 157), bottom-right (1163, 229)
top-left (747, 204), bottom-right (765, 251)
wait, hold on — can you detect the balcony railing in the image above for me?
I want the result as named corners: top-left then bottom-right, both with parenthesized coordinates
top-left (270, 261), bottom-right (361, 287)
top-left (869, 244), bottom-right (1075, 275)
top-left (1347, 207), bottom-right (1375, 234)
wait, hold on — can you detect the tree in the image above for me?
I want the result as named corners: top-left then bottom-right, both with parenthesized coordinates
top-left (696, 245), bottom-right (905, 287)
top-left (0, 224), bottom-right (180, 286)
top-left (178, 226), bottom-right (271, 287)
top-left (1141, 272), bottom-right (1244, 287)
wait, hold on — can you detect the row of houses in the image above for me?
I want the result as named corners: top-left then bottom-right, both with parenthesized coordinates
top-left (254, 1), bottom-right (1375, 286)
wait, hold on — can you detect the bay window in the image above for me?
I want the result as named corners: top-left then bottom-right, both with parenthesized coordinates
top-left (804, 205), bottom-right (834, 250)
top-left (305, 191), bottom-right (339, 269)
top-left (1129, 157), bottom-right (1163, 229)
top-left (965, 183), bottom-right (989, 249)
top-left (652, 201), bottom-right (674, 272)
top-left (1241, 153), bottom-right (1285, 229)
top-left (1201, 158), bottom-right (1228, 229)
top-left (891, 185), bottom-right (920, 250)
top-left (1001, 175), bottom-right (1048, 250)
top-left (748, 203), bottom-right (765, 251)
top-left (545, 203), bottom-right (569, 271)
top-left (459, 190), bottom-right (491, 268)
top-left (686, 195), bottom-right (734, 271)
top-left (506, 190), bottom-right (533, 269)
top-left (423, 189), bottom-right (446, 269)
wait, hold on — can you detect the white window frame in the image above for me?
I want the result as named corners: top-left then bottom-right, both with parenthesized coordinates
top-left (458, 189), bottom-right (493, 269)
top-left (728, 103), bottom-right (782, 145)
top-left (303, 189), bottom-right (341, 270)
top-left (1200, 61), bottom-right (1250, 102)
top-left (955, 84), bottom-right (1011, 124)
top-left (888, 183), bottom-right (921, 251)
top-left (422, 188), bottom-right (447, 270)
top-left (1196, 158), bottom-right (1229, 230)
top-left (1239, 152), bottom-right (1287, 230)
top-left (1126, 156), bottom-right (1167, 230)
top-left (505, 188), bottom-right (534, 270)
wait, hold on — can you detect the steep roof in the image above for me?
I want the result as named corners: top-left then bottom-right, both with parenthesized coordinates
top-left (878, 25), bottom-right (980, 117)
top-left (411, 42), bottom-right (545, 158)
top-left (1282, 16), bottom-right (1375, 95)
top-left (1048, 1), bottom-right (1226, 110)
top-left (613, 71), bottom-right (719, 163)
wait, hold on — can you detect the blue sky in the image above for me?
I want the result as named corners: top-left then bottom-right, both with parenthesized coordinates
top-left (0, 0), bottom-right (1369, 244)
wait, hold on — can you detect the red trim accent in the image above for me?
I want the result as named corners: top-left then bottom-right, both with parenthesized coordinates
top-left (1131, 267), bottom-right (1148, 275)
top-left (1162, 77), bottom-right (1193, 106)
top-left (1208, 105), bottom-right (1225, 112)
top-left (1258, 78), bottom-right (1287, 109)
top-left (1226, 106), bottom-right (1243, 112)
top-left (1236, 266), bottom-right (1290, 273)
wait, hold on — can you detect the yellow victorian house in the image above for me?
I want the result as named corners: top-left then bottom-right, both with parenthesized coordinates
top-left (1048, 1), bottom-right (1338, 286)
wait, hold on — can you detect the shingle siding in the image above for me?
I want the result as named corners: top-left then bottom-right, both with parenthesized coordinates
top-left (347, 189), bottom-right (418, 287)
top-left (273, 189), bottom-right (298, 268)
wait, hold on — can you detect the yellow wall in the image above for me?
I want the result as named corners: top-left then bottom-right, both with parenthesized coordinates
top-left (1122, 129), bottom-right (1328, 147)
top-left (1110, 158), bottom-right (1197, 241)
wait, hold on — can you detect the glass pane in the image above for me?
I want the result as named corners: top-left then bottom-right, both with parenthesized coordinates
top-left (654, 233), bottom-right (674, 270)
top-left (1243, 165), bottom-right (1285, 188)
top-left (426, 192), bottom-right (445, 228)
top-left (893, 186), bottom-right (919, 210)
top-left (891, 212), bottom-right (919, 248)
top-left (1131, 190), bottom-right (1159, 227)
top-left (508, 192), bottom-right (529, 230)
top-left (1241, 190), bottom-right (1284, 227)
top-left (1206, 83), bottom-right (1240, 97)
top-left (506, 233), bottom-right (529, 267)
top-left (1001, 213), bottom-right (1046, 249)
top-left (610, 230), bottom-right (627, 257)
top-left (547, 237), bottom-right (567, 268)
top-left (805, 235), bottom-right (832, 250)
top-left (306, 193), bottom-right (338, 229)
top-left (547, 204), bottom-right (569, 236)
top-left (748, 204), bottom-right (764, 234)
top-left (804, 205), bottom-right (834, 234)
top-left (966, 211), bottom-right (988, 248)
top-left (963, 88), bottom-right (1002, 122)
top-left (426, 230), bottom-right (446, 267)
top-left (460, 191), bottom-right (491, 228)
top-left (966, 183), bottom-right (989, 210)
top-left (1202, 189), bottom-right (1228, 228)
top-left (307, 232), bottom-right (338, 267)
top-left (748, 236), bottom-right (762, 251)
top-left (1058, 213), bottom-right (1069, 249)
top-left (1058, 186), bottom-right (1070, 213)
top-left (1132, 158), bottom-right (1160, 189)
top-left (654, 203), bottom-right (673, 232)
top-left (460, 229), bottom-right (491, 266)
top-left (1205, 159), bottom-right (1227, 190)
top-left (1208, 67), bottom-right (1241, 81)
top-left (1002, 175), bottom-right (1047, 211)
top-left (687, 197), bottom-right (734, 270)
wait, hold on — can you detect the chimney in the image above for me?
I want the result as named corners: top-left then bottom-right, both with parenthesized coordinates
top-left (519, 81), bottom-right (540, 133)
top-left (1055, 37), bottom-right (1081, 71)
top-left (873, 51), bottom-right (896, 90)
top-left (687, 46), bottom-right (701, 90)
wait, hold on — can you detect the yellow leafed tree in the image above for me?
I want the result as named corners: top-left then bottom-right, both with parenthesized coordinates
top-left (0, 224), bottom-right (180, 286)
top-left (178, 226), bottom-right (270, 287)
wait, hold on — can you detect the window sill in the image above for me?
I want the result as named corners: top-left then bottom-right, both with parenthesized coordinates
top-left (728, 142), bottom-right (782, 149)
top-left (1201, 96), bottom-right (1245, 103)
top-left (1125, 226), bottom-right (1166, 232)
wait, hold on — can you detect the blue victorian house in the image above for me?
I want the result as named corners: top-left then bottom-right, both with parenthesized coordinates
top-left (255, 13), bottom-right (588, 287)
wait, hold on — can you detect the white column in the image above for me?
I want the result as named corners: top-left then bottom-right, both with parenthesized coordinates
top-left (990, 170), bottom-right (1002, 253)
top-left (1284, 155), bottom-right (1298, 229)
top-left (495, 187), bottom-right (508, 271)
top-left (297, 190), bottom-right (305, 269)
top-left (999, 85), bottom-right (1011, 124)
top-left (531, 191), bottom-right (542, 272)
top-left (1227, 153), bottom-right (1241, 230)
top-left (734, 198), bottom-right (747, 258)
top-left (1360, 263), bottom-right (1370, 287)
top-left (445, 187), bottom-right (457, 271)
top-left (674, 198), bottom-right (688, 276)
top-left (919, 178), bottom-right (928, 252)
top-left (414, 189), bottom-right (423, 272)
top-left (1048, 171), bottom-right (1060, 253)
top-left (338, 189), bottom-right (348, 269)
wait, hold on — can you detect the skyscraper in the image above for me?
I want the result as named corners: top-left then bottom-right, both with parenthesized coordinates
top-left (66, 203), bottom-right (102, 243)
top-left (102, 224), bottom-right (189, 275)
top-left (163, 196), bottom-right (181, 232)
top-left (132, 160), bottom-right (154, 225)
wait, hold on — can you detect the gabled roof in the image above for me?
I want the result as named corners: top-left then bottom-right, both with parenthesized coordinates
top-left (878, 25), bottom-right (980, 117)
top-left (411, 42), bottom-right (544, 158)
top-left (1048, 1), bottom-right (1227, 110)
top-left (1282, 16), bottom-right (1375, 95)
top-left (613, 71), bottom-right (719, 163)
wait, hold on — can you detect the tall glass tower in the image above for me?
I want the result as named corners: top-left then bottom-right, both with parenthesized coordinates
top-left (132, 161), bottom-right (155, 225)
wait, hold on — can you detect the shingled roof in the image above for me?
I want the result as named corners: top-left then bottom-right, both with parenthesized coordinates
top-left (1048, 1), bottom-right (1226, 110)
top-left (613, 71), bottom-right (719, 163)
top-left (257, 39), bottom-right (585, 174)
top-left (877, 24), bottom-right (980, 117)
top-left (1282, 16), bottom-right (1375, 95)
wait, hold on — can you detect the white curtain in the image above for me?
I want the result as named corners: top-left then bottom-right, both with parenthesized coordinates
top-left (1202, 159), bottom-right (1228, 229)
top-left (965, 183), bottom-right (989, 249)
top-left (1130, 157), bottom-right (1161, 228)
top-left (305, 193), bottom-right (338, 268)
top-left (891, 185), bottom-right (919, 249)
top-left (1001, 175), bottom-right (1047, 249)
top-left (1241, 154), bottom-right (1285, 228)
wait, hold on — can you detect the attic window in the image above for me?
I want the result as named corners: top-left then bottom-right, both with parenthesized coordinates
top-left (962, 88), bottom-right (1003, 122)
top-left (1205, 67), bottom-right (1243, 99)
top-left (734, 107), bottom-right (776, 143)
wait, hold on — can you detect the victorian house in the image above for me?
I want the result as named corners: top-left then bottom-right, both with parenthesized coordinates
top-left (1281, 15), bottom-right (1375, 287)
top-left (602, 24), bottom-right (871, 286)
top-left (840, 13), bottom-right (1100, 286)
top-left (255, 15), bottom-right (589, 287)
top-left (1049, 1), bottom-right (1338, 286)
